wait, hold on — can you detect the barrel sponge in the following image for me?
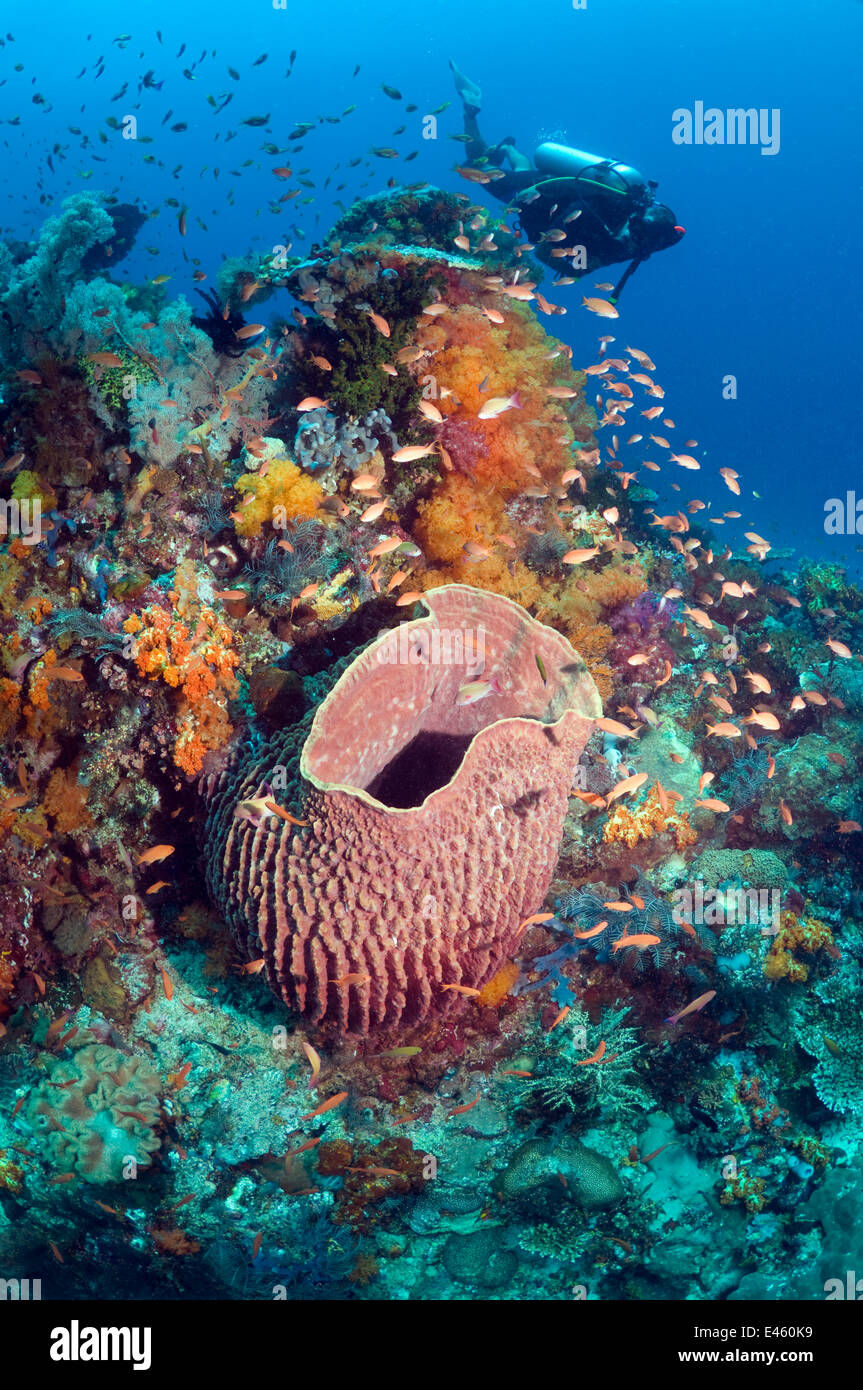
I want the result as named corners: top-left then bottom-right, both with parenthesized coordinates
top-left (25, 1043), bottom-right (163, 1184)
top-left (200, 584), bottom-right (600, 1034)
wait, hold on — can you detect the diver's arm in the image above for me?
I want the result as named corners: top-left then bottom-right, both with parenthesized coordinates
top-left (612, 258), bottom-right (643, 300)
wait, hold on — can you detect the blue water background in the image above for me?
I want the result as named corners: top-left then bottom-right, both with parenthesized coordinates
top-left (1, 0), bottom-right (860, 570)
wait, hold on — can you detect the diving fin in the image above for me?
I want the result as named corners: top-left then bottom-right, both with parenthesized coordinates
top-left (449, 58), bottom-right (482, 111)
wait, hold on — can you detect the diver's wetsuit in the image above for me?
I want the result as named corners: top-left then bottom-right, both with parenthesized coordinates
top-left (452, 61), bottom-right (684, 293)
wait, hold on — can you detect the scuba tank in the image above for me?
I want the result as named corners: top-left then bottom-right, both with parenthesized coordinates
top-left (533, 141), bottom-right (650, 228)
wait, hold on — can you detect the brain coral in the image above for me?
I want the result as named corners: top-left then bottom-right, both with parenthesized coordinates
top-left (25, 1044), bottom-right (163, 1184)
top-left (200, 584), bottom-right (601, 1033)
top-left (500, 1136), bottom-right (624, 1212)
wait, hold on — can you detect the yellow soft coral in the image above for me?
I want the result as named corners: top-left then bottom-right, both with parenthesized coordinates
top-left (233, 456), bottom-right (325, 538)
top-left (554, 558), bottom-right (647, 636)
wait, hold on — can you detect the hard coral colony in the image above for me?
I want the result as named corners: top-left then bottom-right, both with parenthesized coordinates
top-left (0, 27), bottom-right (859, 1323)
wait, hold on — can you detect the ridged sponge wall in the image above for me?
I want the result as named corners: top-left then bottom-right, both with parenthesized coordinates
top-left (200, 586), bottom-right (600, 1033)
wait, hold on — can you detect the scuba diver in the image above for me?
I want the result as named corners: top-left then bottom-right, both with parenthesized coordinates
top-left (449, 60), bottom-right (685, 299)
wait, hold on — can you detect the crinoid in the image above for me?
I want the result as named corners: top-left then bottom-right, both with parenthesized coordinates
top-left (517, 872), bottom-right (714, 1007)
top-left (191, 288), bottom-right (250, 358)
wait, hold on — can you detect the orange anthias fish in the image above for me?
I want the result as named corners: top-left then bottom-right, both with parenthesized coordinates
top-left (666, 989), bottom-right (717, 1026)
top-left (367, 309), bottom-right (391, 337)
top-left (595, 716), bottom-right (640, 739)
top-left (611, 933), bottom-right (661, 953)
top-left (447, 1091), bottom-right (481, 1117)
top-left (515, 911), bottom-right (556, 937)
top-left (826, 639), bottom-right (853, 660)
top-left (606, 772), bottom-right (648, 803)
top-left (136, 844), bottom-right (175, 865)
top-left (301, 1040), bottom-right (322, 1078)
top-left (301, 1091), bottom-right (348, 1121)
top-left (264, 799), bottom-right (309, 828)
top-left (46, 666), bottom-right (85, 683)
top-left (572, 920), bottom-right (608, 939)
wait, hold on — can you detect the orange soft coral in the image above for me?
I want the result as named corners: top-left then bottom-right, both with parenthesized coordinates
top-left (0, 677), bottom-right (21, 740)
top-left (476, 960), bottom-right (519, 1008)
top-left (410, 297), bottom-right (594, 573)
top-left (602, 782), bottom-right (698, 852)
top-left (22, 648), bottom-right (70, 742)
top-left (125, 567), bottom-right (240, 777)
top-left (42, 764), bottom-right (93, 835)
top-left (763, 911), bottom-right (838, 982)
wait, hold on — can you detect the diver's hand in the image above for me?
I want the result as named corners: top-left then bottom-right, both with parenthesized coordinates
top-left (449, 59), bottom-right (482, 111)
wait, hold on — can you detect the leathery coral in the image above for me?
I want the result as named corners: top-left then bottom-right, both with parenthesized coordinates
top-left (25, 1043), bottom-right (163, 1183)
top-left (199, 584), bottom-right (601, 1032)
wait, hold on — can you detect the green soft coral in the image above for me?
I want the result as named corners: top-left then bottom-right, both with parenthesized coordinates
top-left (78, 346), bottom-right (158, 411)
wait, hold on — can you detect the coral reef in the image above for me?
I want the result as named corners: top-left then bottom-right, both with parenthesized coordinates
top-left (0, 176), bottom-right (860, 1309)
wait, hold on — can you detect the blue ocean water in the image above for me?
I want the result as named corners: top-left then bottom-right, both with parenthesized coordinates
top-left (2, 0), bottom-right (859, 565)
top-left (3, 0), bottom-right (863, 1325)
